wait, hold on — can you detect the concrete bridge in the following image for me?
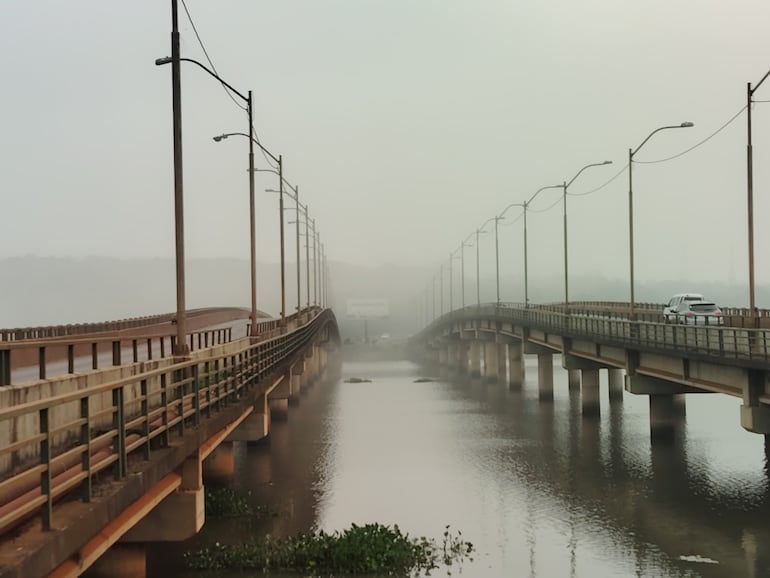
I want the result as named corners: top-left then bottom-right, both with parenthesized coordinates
top-left (0, 306), bottom-right (340, 577)
top-left (410, 301), bottom-right (770, 442)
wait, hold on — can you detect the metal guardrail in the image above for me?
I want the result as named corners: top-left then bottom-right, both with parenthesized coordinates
top-left (418, 303), bottom-right (770, 365)
top-left (0, 328), bottom-right (234, 386)
top-left (0, 307), bottom-right (251, 342)
top-left (0, 307), bottom-right (335, 536)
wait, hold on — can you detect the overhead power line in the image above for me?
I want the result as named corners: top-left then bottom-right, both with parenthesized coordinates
top-left (180, 0), bottom-right (279, 170)
top-left (635, 105), bottom-right (747, 164)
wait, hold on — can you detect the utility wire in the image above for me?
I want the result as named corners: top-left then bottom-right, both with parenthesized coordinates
top-left (180, 0), bottom-right (280, 170)
top-left (180, 0), bottom-right (247, 113)
top-left (528, 194), bottom-right (562, 214)
top-left (568, 164), bottom-right (628, 197)
top-left (635, 105), bottom-right (747, 164)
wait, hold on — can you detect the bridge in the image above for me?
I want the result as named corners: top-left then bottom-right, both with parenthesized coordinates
top-left (409, 301), bottom-right (770, 443)
top-left (2, 297), bottom-right (769, 575)
top-left (0, 306), bottom-right (340, 577)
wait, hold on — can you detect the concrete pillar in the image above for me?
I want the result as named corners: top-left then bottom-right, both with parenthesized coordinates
top-left (270, 397), bottom-right (289, 421)
top-left (608, 368), bottom-right (623, 402)
top-left (85, 544), bottom-right (146, 578)
top-left (484, 342), bottom-right (498, 382)
top-left (568, 369), bottom-right (581, 392)
top-left (122, 451), bottom-right (204, 542)
top-left (649, 394), bottom-right (686, 442)
top-left (227, 394), bottom-right (270, 442)
top-left (202, 441), bottom-right (234, 481)
top-left (438, 346), bottom-right (448, 368)
top-left (455, 342), bottom-right (469, 376)
top-left (581, 369), bottom-right (600, 416)
top-left (508, 341), bottom-right (523, 389)
top-left (289, 373), bottom-right (301, 405)
top-left (740, 369), bottom-right (770, 435)
top-left (469, 342), bottom-right (482, 379)
top-left (537, 353), bottom-right (553, 400)
top-left (497, 343), bottom-right (507, 384)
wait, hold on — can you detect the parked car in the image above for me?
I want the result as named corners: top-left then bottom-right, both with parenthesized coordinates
top-left (671, 299), bottom-right (724, 325)
top-left (664, 293), bottom-right (704, 322)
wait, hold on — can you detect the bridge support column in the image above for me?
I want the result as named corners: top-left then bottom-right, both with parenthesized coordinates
top-left (270, 397), bottom-right (290, 421)
top-left (497, 343), bottom-right (507, 384)
top-left (740, 370), bottom-right (770, 434)
top-left (581, 369), bottom-right (600, 416)
top-left (568, 369), bottom-right (581, 392)
top-left (122, 451), bottom-right (204, 542)
top-left (290, 372), bottom-right (302, 405)
top-left (649, 394), bottom-right (686, 442)
top-left (537, 354), bottom-right (553, 400)
top-left (227, 394), bottom-right (270, 442)
top-left (86, 543), bottom-right (146, 578)
top-left (608, 368), bottom-right (623, 402)
top-left (455, 342), bottom-right (469, 376)
top-left (469, 342), bottom-right (482, 379)
top-left (507, 341), bottom-right (523, 389)
top-left (484, 342), bottom-right (498, 382)
top-left (438, 346), bottom-right (449, 378)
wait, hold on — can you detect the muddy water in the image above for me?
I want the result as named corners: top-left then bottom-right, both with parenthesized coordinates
top-left (147, 355), bottom-right (770, 577)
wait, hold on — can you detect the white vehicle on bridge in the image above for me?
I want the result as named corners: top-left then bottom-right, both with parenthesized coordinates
top-left (665, 294), bottom-right (724, 325)
top-left (664, 293), bottom-right (704, 322)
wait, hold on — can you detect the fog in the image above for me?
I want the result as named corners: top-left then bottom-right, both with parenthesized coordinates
top-left (2, 1), bottom-right (770, 327)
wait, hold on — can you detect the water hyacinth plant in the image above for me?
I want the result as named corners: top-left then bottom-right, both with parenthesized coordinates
top-left (184, 523), bottom-right (474, 575)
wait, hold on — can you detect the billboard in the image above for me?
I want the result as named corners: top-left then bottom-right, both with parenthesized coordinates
top-left (346, 298), bottom-right (389, 319)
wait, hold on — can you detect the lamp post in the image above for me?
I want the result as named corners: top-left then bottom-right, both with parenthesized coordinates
top-left (628, 122), bottom-right (694, 317)
top-left (747, 69), bottom-right (770, 320)
top-left (156, 51), bottom-right (260, 340)
top-left (293, 186), bottom-right (301, 314)
top-left (475, 218), bottom-right (495, 307)
top-left (561, 161), bottom-right (612, 313)
top-left (494, 200), bottom-right (529, 306)
top-left (214, 133), bottom-right (284, 327)
top-left (521, 184), bottom-right (562, 307)
top-left (459, 234), bottom-right (474, 309)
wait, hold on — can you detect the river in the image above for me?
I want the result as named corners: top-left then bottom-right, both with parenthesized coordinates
top-left (147, 353), bottom-right (770, 577)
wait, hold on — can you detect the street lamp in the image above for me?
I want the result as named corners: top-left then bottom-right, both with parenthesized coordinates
top-left (628, 122), bottom-right (694, 317)
top-left (561, 161), bottom-right (612, 313)
top-left (214, 133), bottom-right (283, 326)
top-left (459, 234), bottom-right (474, 309)
top-left (522, 184), bottom-right (562, 307)
top-left (747, 69), bottom-right (770, 321)
top-left (475, 217), bottom-right (495, 307)
top-left (157, 14), bottom-right (258, 349)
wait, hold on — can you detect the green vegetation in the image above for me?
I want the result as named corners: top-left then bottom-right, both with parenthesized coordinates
top-left (205, 487), bottom-right (253, 517)
top-left (184, 523), bottom-right (474, 575)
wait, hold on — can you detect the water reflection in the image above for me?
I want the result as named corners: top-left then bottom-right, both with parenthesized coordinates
top-left (147, 357), bottom-right (770, 578)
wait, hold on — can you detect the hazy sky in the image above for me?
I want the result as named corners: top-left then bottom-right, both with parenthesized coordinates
top-left (2, 1), bottom-right (770, 291)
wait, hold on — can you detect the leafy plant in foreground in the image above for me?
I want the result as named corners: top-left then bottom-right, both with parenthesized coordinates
top-left (184, 522), bottom-right (474, 575)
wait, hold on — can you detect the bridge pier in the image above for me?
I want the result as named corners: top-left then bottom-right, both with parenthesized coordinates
top-left (581, 369), bottom-right (600, 416)
top-left (608, 368), bottom-right (623, 402)
top-left (497, 343), bottom-right (507, 384)
top-left (537, 354), bottom-right (553, 400)
top-left (469, 341), bottom-right (482, 379)
top-left (228, 393), bottom-right (270, 442)
top-left (740, 370), bottom-right (770, 435)
top-left (507, 341), bottom-right (524, 389)
top-left (122, 450), bottom-right (205, 543)
top-left (484, 342), bottom-right (498, 383)
top-left (455, 341), bottom-right (469, 376)
top-left (649, 394), bottom-right (686, 442)
top-left (565, 369), bottom-right (580, 391)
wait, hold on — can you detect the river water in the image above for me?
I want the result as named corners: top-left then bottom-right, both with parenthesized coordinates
top-left (148, 353), bottom-right (770, 577)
